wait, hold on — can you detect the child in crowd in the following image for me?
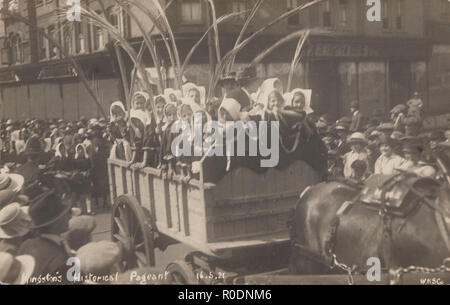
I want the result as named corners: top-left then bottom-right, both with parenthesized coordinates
top-left (159, 104), bottom-right (178, 178)
top-left (109, 120), bottom-right (131, 162)
top-left (72, 144), bottom-right (93, 215)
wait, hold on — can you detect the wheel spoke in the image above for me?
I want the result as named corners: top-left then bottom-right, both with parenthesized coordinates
top-left (118, 204), bottom-right (132, 234)
top-left (112, 196), bottom-right (155, 272)
top-left (113, 234), bottom-right (132, 250)
top-left (172, 273), bottom-right (185, 284)
top-left (114, 217), bottom-right (129, 236)
top-left (135, 251), bottom-right (147, 267)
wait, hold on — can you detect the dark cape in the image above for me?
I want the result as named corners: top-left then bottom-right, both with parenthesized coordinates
top-left (201, 110), bottom-right (328, 183)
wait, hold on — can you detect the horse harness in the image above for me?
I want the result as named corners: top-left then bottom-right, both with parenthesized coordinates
top-left (292, 175), bottom-right (450, 284)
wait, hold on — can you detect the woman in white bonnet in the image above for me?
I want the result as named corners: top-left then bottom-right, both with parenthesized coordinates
top-left (109, 101), bottom-right (127, 123)
top-left (130, 91), bottom-right (150, 126)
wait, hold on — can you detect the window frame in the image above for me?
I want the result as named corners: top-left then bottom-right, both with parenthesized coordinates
top-left (47, 25), bottom-right (58, 59)
top-left (91, 11), bottom-right (105, 52)
top-left (381, 0), bottom-right (389, 29)
top-left (286, 0), bottom-right (300, 27)
top-left (322, 0), bottom-right (332, 28)
top-left (338, 0), bottom-right (349, 28)
top-left (395, 0), bottom-right (403, 30)
top-left (9, 33), bottom-right (24, 65)
top-left (442, 0), bottom-right (450, 18)
top-left (180, 0), bottom-right (203, 25)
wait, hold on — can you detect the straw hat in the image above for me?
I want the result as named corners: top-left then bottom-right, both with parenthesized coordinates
top-left (0, 252), bottom-right (35, 284)
top-left (377, 122), bottom-right (395, 131)
top-left (0, 174), bottom-right (24, 193)
top-left (0, 202), bottom-right (31, 239)
top-left (348, 132), bottom-right (368, 144)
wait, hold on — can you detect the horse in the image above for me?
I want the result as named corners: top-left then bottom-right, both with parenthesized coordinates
top-left (288, 173), bottom-right (450, 276)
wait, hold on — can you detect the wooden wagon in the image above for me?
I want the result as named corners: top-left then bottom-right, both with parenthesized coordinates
top-left (108, 158), bottom-right (321, 283)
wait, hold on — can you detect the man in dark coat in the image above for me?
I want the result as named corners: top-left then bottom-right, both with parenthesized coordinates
top-left (17, 191), bottom-right (75, 284)
top-left (349, 101), bottom-right (363, 132)
top-left (14, 136), bottom-right (44, 199)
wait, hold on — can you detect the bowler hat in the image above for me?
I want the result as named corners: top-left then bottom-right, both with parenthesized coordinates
top-left (28, 191), bottom-right (71, 229)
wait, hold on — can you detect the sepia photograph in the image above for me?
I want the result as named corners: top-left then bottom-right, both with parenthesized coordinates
top-left (0, 0), bottom-right (449, 294)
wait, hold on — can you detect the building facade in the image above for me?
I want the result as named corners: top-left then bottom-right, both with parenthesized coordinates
top-left (0, 0), bottom-right (449, 120)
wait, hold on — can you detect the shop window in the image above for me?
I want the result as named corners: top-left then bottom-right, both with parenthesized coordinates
top-left (108, 6), bottom-right (130, 38)
top-left (63, 26), bottom-right (72, 55)
top-left (38, 31), bottom-right (47, 60)
top-left (47, 25), bottom-right (58, 58)
top-left (338, 0), bottom-right (349, 27)
top-left (382, 0), bottom-right (389, 29)
top-left (9, 33), bottom-right (23, 64)
top-left (323, 0), bottom-right (331, 27)
top-left (181, 0), bottom-right (202, 24)
top-left (396, 0), bottom-right (403, 29)
top-left (74, 22), bottom-right (85, 54)
top-left (92, 11), bottom-right (104, 51)
top-left (442, 0), bottom-right (450, 17)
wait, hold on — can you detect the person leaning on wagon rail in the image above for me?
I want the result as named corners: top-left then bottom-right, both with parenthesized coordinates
top-left (374, 137), bottom-right (406, 176)
top-left (398, 142), bottom-right (437, 179)
top-left (127, 91), bottom-right (150, 168)
top-left (109, 120), bottom-right (132, 162)
top-left (142, 96), bottom-right (164, 169)
top-left (159, 104), bottom-right (178, 178)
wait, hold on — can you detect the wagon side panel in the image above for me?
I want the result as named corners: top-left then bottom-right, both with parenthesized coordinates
top-left (206, 160), bottom-right (321, 243)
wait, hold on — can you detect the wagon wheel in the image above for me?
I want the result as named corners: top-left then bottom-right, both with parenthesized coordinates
top-left (111, 195), bottom-right (155, 271)
top-left (166, 260), bottom-right (199, 284)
